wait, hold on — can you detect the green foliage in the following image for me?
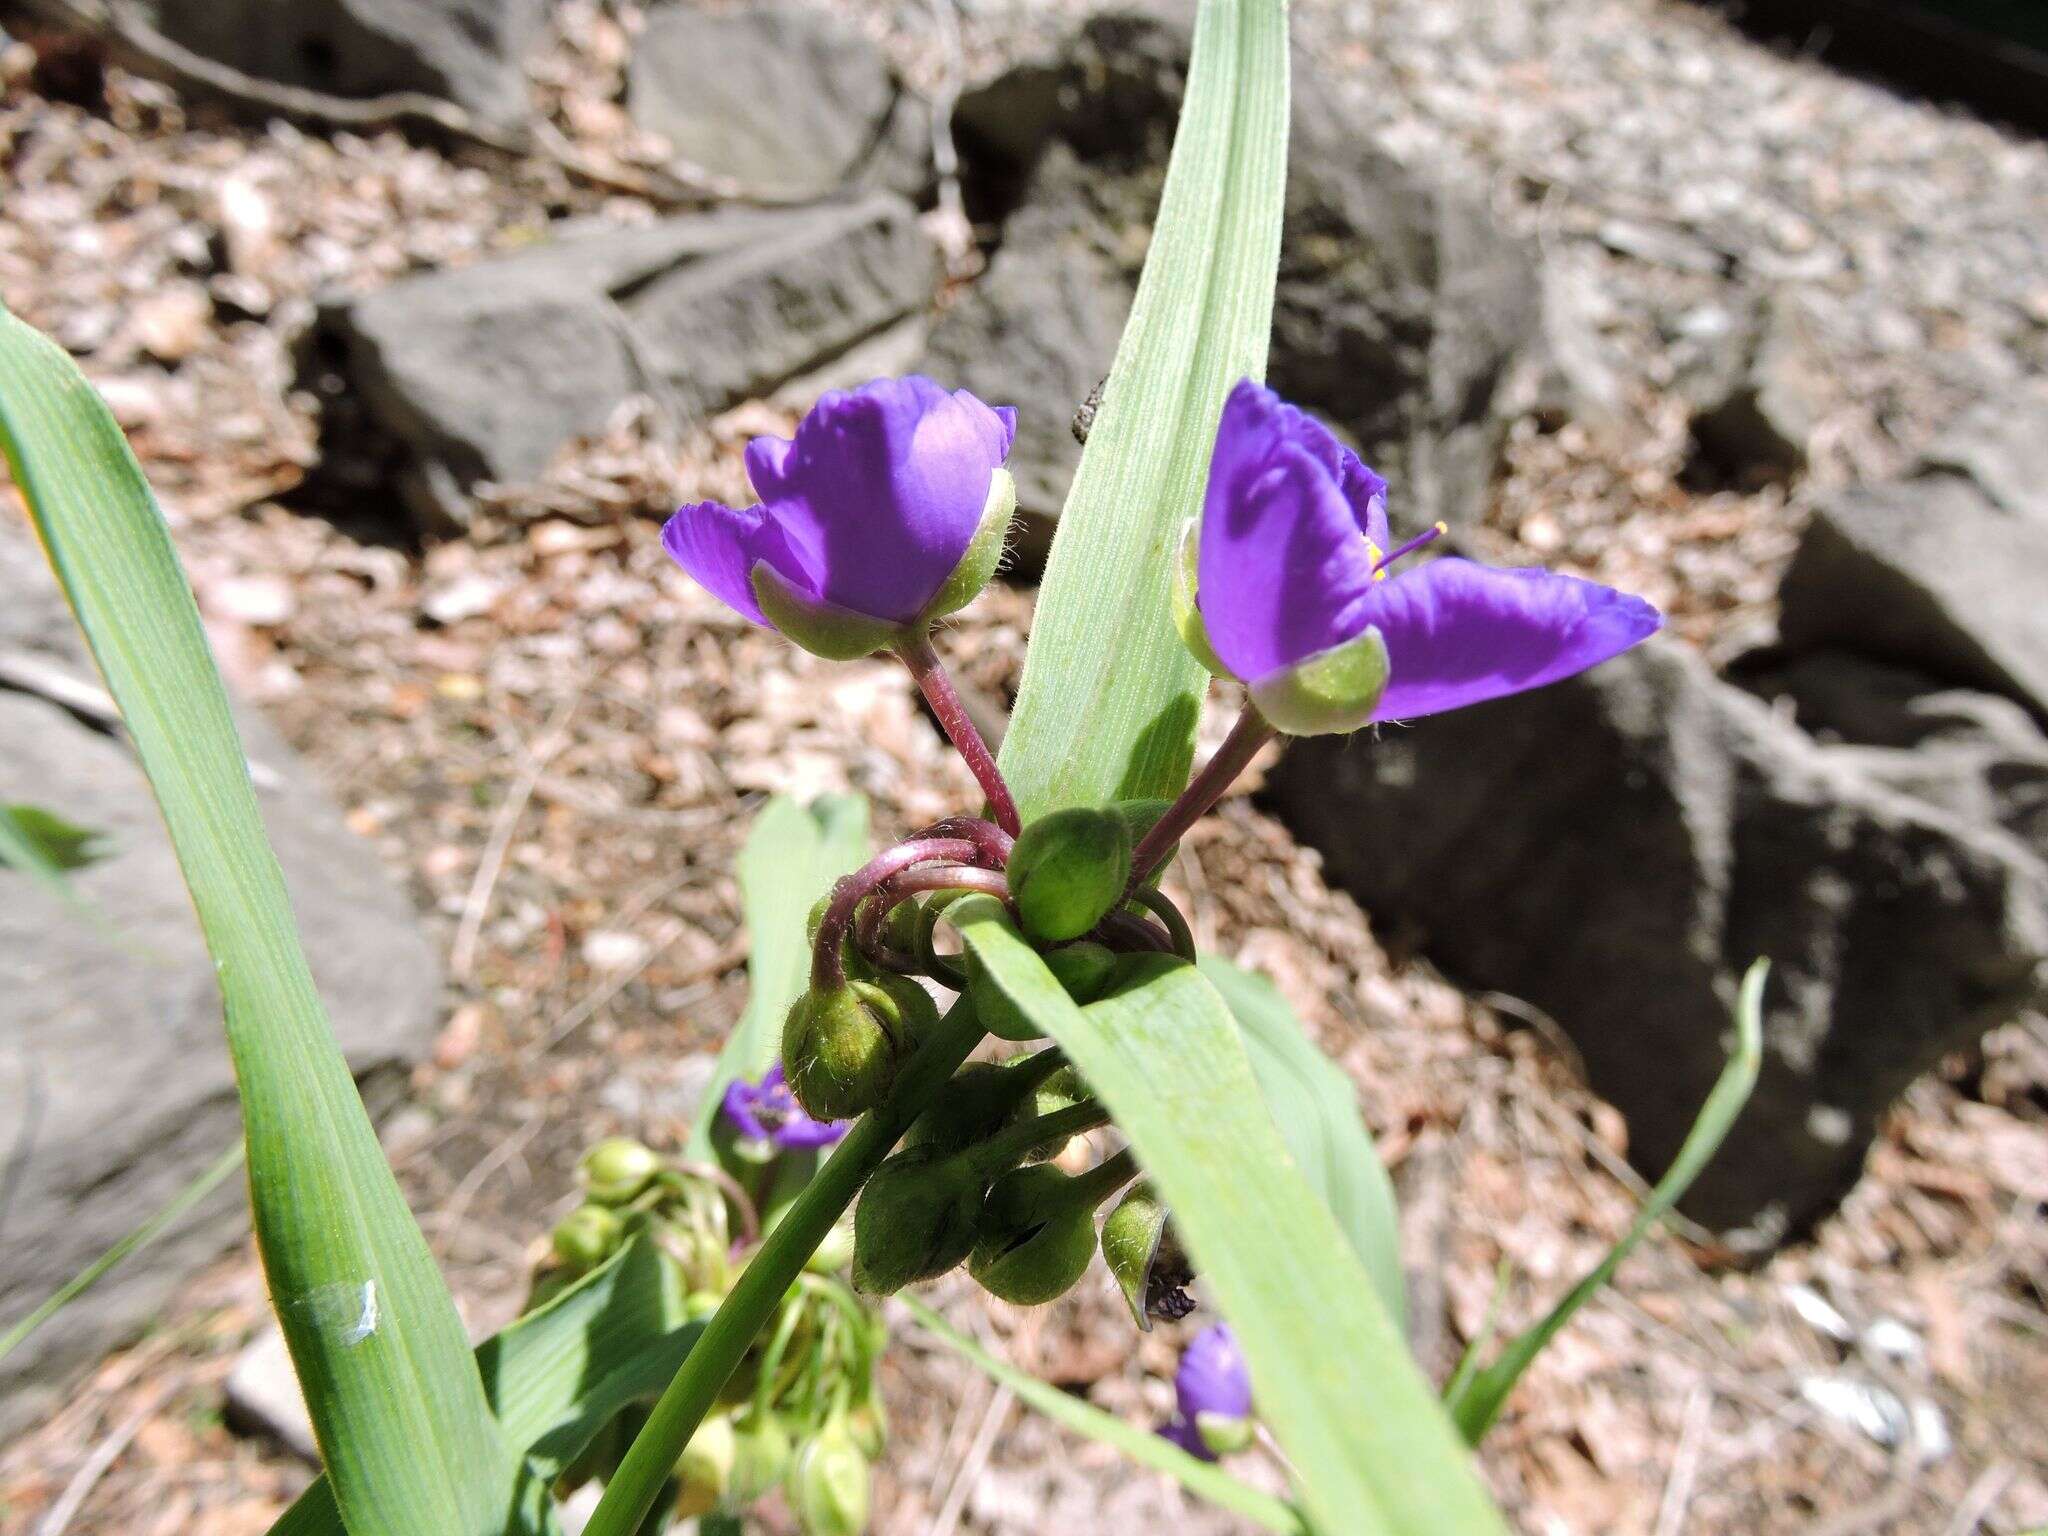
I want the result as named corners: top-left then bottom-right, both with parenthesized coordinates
top-left (0, 801), bottom-right (106, 872)
top-left (1200, 956), bottom-right (1406, 1329)
top-left (952, 899), bottom-right (1506, 1536)
top-left (999, 0), bottom-right (1291, 815)
top-left (0, 302), bottom-right (522, 1536)
top-left (1443, 962), bottom-right (1769, 1444)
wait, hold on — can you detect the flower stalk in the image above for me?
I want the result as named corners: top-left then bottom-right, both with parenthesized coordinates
top-left (1127, 707), bottom-right (1276, 888)
top-left (897, 633), bottom-right (1021, 837)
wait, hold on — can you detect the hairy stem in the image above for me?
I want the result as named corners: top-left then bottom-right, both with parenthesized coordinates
top-left (581, 997), bottom-right (991, 1536)
top-left (1126, 886), bottom-right (1197, 962)
top-left (854, 863), bottom-right (1010, 964)
top-left (964, 1098), bottom-right (1112, 1177)
top-left (813, 837), bottom-right (979, 991)
top-left (898, 634), bottom-right (1021, 837)
top-left (1128, 706), bottom-right (1276, 888)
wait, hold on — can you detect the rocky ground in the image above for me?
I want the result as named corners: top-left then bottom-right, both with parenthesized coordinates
top-left (2, 0), bottom-right (2047, 1533)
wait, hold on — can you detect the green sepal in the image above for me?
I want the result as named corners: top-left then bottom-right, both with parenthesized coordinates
top-left (1100, 1181), bottom-right (1194, 1331)
top-left (551, 1204), bottom-right (626, 1271)
top-left (1008, 806), bottom-right (1133, 943)
top-left (920, 467), bottom-right (1017, 623)
top-left (781, 979), bottom-right (933, 1122)
top-left (850, 1146), bottom-right (985, 1295)
top-left (968, 1164), bottom-right (1099, 1306)
top-left (752, 563), bottom-right (907, 661)
top-left (1248, 625), bottom-right (1391, 737)
top-left (577, 1137), bottom-right (663, 1205)
top-left (788, 1420), bottom-right (871, 1536)
top-left (1170, 519), bottom-right (1230, 679)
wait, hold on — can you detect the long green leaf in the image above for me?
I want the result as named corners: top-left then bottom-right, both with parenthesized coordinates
top-left (1200, 955), bottom-right (1406, 1330)
top-left (954, 899), bottom-right (1505, 1536)
top-left (999, 0), bottom-right (1289, 816)
top-left (686, 793), bottom-right (868, 1160)
top-left (0, 305), bottom-right (518, 1535)
top-left (272, 1232), bottom-right (702, 1535)
top-left (1445, 961), bottom-right (1769, 1444)
top-left (903, 1296), bottom-right (1308, 1536)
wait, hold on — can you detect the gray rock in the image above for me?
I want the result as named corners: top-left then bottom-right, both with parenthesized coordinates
top-left (1677, 291), bottom-right (1822, 482)
top-left (1264, 638), bottom-right (2048, 1248)
top-left (224, 1325), bottom-right (319, 1463)
top-left (929, 9), bottom-right (1538, 532)
top-left (139, 0), bottom-right (544, 134)
top-left (305, 196), bottom-right (937, 531)
top-left (627, 4), bottom-right (927, 199)
top-left (0, 523), bottom-right (443, 1441)
top-left (1778, 466), bottom-right (2048, 725)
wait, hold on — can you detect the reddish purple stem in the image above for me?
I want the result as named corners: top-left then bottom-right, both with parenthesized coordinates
top-left (1127, 707), bottom-right (1277, 889)
top-left (897, 635), bottom-right (1021, 838)
top-left (853, 863), bottom-right (1011, 966)
top-left (812, 836), bottom-right (980, 991)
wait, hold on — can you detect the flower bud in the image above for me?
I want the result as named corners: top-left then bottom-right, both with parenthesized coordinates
top-left (903, 1061), bottom-right (1029, 1155)
top-left (551, 1204), bottom-right (624, 1270)
top-left (673, 1412), bottom-right (737, 1518)
top-left (728, 1411), bottom-right (793, 1504)
top-left (1170, 518), bottom-right (1231, 679)
top-left (1101, 1182), bottom-right (1197, 1329)
top-left (576, 1137), bottom-right (663, 1205)
top-left (851, 1146), bottom-right (984, 1295)
top-left (806, 1215), bottom-right (856, 1274)
top-left (1007, 807), bottom-right (1132, 943)
top-left (1174, 1324), bottom-right (1253, 1459)
top-left (789, 1421), bottom-right (872, 1536)
top-left (1023, 1065), bottom-right (1087, 1164)
top-left (968, 1164), bottom-right (1098, 1306)
top-left (782, 978), bottom-right (935, 1121)
top-left (846, 1397), bottom-right (888, 1460)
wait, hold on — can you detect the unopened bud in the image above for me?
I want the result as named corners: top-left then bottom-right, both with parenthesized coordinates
top-left (807, 894), bottom-right (878, 983)
top-left (729, 1411), bottom-right (793, 1503)
top-left (551, 1204), bottom-right (624, 1270)
top-left (673, 1412), bottom-right (736, 1518)
top-left (851, 1146), bottom-right (984, 1295)
top-left (577, 1137), bottom-right (663, 1205)
top-left (846, 1397), bottom-right (888, 1460)
top-left (1007, 807), bottom-right (1132, 943)
top-left (903, 1061), bottom-right (1029, 1155)
top-left (1023, 1066), bottom-right (1088, 1164)
top-left (968, 1164), bottom-right (1099, 1305)
top-left (789, 1421), bottom-right (872, 1536)
top-left (978, 940), bottom-right (1118, 1041)
top-left (782, 978), bottom-right (934, 1121)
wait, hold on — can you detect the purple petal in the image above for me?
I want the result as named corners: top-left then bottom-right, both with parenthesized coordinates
top-left (1198, 383), bottom-right (1384, 682)
top-left (1156, 1416), bottom-right (1218, 1463)
top-left (662, 501), bottom-right (773, 626)
top-left (745, 377), bottom-right (1015, 625)
top-left (773, 1115), bottom-right (851, 1149)
top-left (1362, 558), bottom-right (1662, 722)
top-left (1174, 1324), bottom-right (1251, 1421)
top-left (720, 1077), bottom-right (771, 1143)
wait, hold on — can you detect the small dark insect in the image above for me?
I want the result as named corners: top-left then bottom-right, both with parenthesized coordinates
top-left (1071, 375), bottom-right (1108, 445)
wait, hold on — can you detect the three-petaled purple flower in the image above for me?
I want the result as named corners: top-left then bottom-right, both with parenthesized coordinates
top-left (720, 1063), bottom-right (849, 1156)
top-left (1158, 1323), bottom-right (1253, 1461)
top-left (663, 376), bottom-right (1019, 660)
top-left (1180, 380), bottom-right (1660, 734)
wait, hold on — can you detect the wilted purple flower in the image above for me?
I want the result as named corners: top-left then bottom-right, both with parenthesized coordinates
top-left (1185, 380), bottom-right (1660, 734)
top-left (1157, 1324), bottom-right (1253, 1461)
top-left (720, 1063), bottom-right (849, 1153)
top-left (663, 377), bottom-right (1018, 658)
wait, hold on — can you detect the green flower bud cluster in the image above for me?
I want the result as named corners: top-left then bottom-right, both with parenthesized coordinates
top-left (532, 1134), bottom-right (892, 1532)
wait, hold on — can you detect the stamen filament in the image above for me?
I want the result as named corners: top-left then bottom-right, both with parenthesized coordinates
top-left (1372, 521), bottom-right (1448, 575)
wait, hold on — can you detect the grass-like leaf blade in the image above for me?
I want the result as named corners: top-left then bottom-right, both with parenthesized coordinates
top-left (0, 304), bottom-right (519, 1536)
top-left (903, 1296), bottom-right (1308, 1535)
top-left (953, 898), bottom-right (1506, 1536)
top-left (999, 0), bottom-right (1289, 816)
top-left (1444, 961), bottom-right (1768, 1443)
top-left (1200, 955), bottom-right (1406, 1330)
top-left (686, 794), bottom-right (868, 1159)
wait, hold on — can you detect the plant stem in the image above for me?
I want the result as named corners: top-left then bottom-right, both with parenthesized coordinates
top-left (813, 837), bottom-right (979, 991)
top-left (897, 634), bottom-right (1021, 837)
top-left (581, 998), bottom-right (991, 1536)
top-left (1127, 706), bottom-right (1276, 887)
top-left (963, 1098), bottom-right (1112, 1177)
top-left (1126, 886), bottom-right (1197, 961)
top-left (853, 863), bottom-right (1010, 965)
top-left (1070, 1147), bottom-right (1142, 1208)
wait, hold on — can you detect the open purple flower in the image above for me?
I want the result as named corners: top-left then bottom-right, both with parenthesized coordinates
top-left (663, 376), bottom-right (1018, 659)
top-left (1157, 1323), bottom-right (1253, 1461)
top-left (720, 1063), bottom-right (849, 1156)
top-left (1179, 380), bottom-right (1660, 734)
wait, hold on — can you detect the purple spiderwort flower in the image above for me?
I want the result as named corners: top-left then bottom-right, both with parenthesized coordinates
top-left (1157, 1323), bottom-right (1253, 1461)
top-left (1178, 380), bottom-right (1660, 734)
top-left (663, 376), bottom-right (1018, 659)
top-left (720, 1063), bottom-right (849, 1157)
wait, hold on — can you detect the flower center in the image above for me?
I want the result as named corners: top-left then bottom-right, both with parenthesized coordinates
top-left (1368, 521), bottom-right (1448, 581)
